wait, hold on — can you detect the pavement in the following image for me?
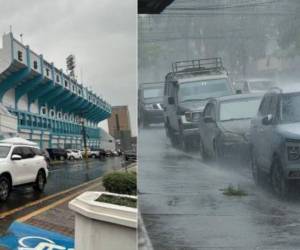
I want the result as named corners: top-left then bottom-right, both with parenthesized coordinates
top-left (139, 125), bottom-right (300, 250)
top-left (0, 163), bottom-right (137, 250)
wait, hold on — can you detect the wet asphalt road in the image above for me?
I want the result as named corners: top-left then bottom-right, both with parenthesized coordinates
top-left (139, 125), bottom-right (300, 250)
top-left (0, 157), bottom-right (122, 214)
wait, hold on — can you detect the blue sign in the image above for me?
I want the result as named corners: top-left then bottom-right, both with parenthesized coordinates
top-left (0, 221), bottom-right (74, 249)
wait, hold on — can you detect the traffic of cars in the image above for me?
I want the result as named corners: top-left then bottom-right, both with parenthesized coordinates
top-left (139, 57), bottom-right (300, 197)
top-left (0, 138), bottom-right (123, 201)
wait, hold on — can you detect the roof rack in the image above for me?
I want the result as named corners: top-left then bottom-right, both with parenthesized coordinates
top-left (171, 58), bottom-right (225, 75)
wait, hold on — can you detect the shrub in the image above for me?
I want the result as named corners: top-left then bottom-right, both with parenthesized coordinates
top-left (102, 171), bottom-right (137, 195)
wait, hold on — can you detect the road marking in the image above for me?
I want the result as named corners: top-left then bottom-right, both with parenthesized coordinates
top-left (17, 181), bottom-right (102, 223)
top-left (0, 175), bottom-right (104, 220)
top-left (0, 165), bottom-right (134, 220)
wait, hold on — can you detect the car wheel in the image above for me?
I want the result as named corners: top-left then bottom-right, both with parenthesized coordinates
top-left (180, 135), bottom-right (189, 152)
top-left (34, 170), bottom-right (46, 192)
top-left (0, 176), bottom-right (10, 201)
top-left (251, 151), bottom-right (262, 185)
top-left (69, 156), bottom-right (75, 161)
top-left (271, 158), bottom-right (288, 198)
top-left (60, 155), bottom-right (65, 161)
top-left (91, 154), bottom-right (96, 159)
top-left (199, 137), bottom-right (209, 161)
top-left (214, 141), bottom-right (223, 164)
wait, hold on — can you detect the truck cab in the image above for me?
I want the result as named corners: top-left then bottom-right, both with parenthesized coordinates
top-left (163, 58), bottom-right (234, 150)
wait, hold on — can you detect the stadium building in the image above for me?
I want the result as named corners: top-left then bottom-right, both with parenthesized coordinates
top-left (0, 32), bottom-right (111, 149)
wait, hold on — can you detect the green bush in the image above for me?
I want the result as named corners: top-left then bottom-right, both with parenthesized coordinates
top-left (102, 172), bottom-right (137, 195)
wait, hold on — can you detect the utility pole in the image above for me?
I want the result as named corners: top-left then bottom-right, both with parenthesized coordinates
top-left (80, 118), bottom-right (88, 159)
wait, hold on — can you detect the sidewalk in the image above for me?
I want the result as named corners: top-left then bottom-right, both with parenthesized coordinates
top-left (18, 165), bottom-right (137, 238)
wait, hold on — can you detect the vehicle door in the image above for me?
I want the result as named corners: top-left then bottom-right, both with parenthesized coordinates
top-left (253, 94), bottom-right (272, 169)
top-left (201, 102), bottom-right (218, 154)
top-left (10, 146), bottom-right (35, 185)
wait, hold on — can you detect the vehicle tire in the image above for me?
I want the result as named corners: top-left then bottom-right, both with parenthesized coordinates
top-left (69, 156), bottom-right (75, 161)
top-left (199, 136), bottom-right (209, 161)
top-left (91, 154), bottom-right (96, 159)
top-left (0, 176), bottom-right (10, 202)
top-left (214, 141), bottom-right (223, 164)
top-left (33, 170), bottom-right (46, 192)
top-left (180, 135), bottom-right (189, 152)
top-left (271, 158), bottom-right (288, 198)
top-left (60, 155), bottom-right (65, 161)
top-left (251, 151), bottom-right (263, 185)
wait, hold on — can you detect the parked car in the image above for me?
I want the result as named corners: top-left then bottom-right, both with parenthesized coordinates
top-left (66, 149), bottom-right (83, 160)
top-left (163, 58), bottom-right (234, 150)
top-left (0, 140), bottom-right (48, 201)
top-left (46, 148), bottom-right (68, 161)
top-left (250, 86), bottom-right (300, 196)
top-left (98, 149), bottom-right (106, 160)
top-left (234, 78), bottom-right (275, 94)
top-left (198, 94), bottom-right (262, 162)
top-left (105, 150), bottom-right (113, 157)
top-left (124, 150), bottom-right (137, 162)
top-left (138, 82), bottom-right (164, 127)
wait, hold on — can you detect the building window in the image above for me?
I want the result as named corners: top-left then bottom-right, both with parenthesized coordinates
top-left (56, 75), bottom-right (60, 82)
top-left (64, 81), bottom-right (68, 88)
top-left (45, 68), bottom-right (50, 76)
top-left (41, 107), bottom-right (47, 115)
top-left (17, 51), bottom-right (23, 61)
top-left (72, 86), bottom-right (75, 91)
top-left (33, 60), bottom-right (38, 69)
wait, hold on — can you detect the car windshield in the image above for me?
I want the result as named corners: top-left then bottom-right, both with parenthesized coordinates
top-left (220, 97), bottom-right (261, 121)
top-left (143, 87), bottom-right (163, 99)
top-left (178, 78), bottom-right (231, 102)
top-left (281, 94), bottom-right (300, 123)
top-left (249, 80), bottom-right (273, 91)
top-left (0, 146), bottom-right (11, 158)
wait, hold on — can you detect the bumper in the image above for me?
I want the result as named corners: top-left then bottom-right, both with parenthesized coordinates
top-left (285, 163), bottom-right (300, 179)
top-left (182, 127), bottom-right (199, 137)
top-left (144, 110), bottom-right (164, 123)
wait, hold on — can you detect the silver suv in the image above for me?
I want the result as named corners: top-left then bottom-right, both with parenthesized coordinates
top-left (163, 58), bottom-right (234, 150)
top-left (0, 141), bottom-right (48, 201)
top-left (251, 86), bottom-right (300, 196)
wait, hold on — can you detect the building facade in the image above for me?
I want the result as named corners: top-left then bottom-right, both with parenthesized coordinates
top-left (0, 32), bottom-right (111, 149)
top-left (107, 106), bottom-right (132, 150)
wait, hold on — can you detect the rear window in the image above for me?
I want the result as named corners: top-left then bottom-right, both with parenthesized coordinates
top-left (0, 146), bottom-right (11, 158)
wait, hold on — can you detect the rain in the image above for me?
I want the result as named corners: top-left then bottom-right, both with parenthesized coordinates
top-left (138, 1), bottom-right (300, 249)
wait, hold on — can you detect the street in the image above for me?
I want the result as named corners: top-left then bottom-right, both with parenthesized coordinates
top-left (0, 157), bottom-right (123, 235)
top-left (139, 125), bottom-right (300, 250)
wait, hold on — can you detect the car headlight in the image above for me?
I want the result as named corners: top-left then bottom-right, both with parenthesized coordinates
top-left (184, 112), bottom-right (192, 122)
top-left (287, 145), bottom-right (300, 161)
top-left (144, 104), bottom-right (154, 110)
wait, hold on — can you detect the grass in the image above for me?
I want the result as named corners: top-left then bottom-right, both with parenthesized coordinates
top-left (221, 185), bottom-right (248, 197)
top-left (96, 194), bottom-right (137, 208)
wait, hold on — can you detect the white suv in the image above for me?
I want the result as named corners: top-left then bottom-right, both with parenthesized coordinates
top-left (66, 149), bottom-right (83, 160)
top-left (0, 143), bottom-right (48, 201)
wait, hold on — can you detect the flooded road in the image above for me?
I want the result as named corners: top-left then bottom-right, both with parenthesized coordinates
top-left (0, 157), bottom-right (123, 235)
top-left (139, 125), bottom-right (300, 249)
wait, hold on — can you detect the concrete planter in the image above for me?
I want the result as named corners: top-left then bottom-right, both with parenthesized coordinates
top-left (69, 191), bottom-right (137, 250)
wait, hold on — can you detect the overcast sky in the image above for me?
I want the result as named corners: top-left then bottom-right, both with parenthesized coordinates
top-left (0, 0), bottom-right (137, 135)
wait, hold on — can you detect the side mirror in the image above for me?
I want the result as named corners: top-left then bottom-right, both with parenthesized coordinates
top-left (204, 116), bottom-right (215, 123)
top-left (11, 154), bottom-right (22, 160)
top-left (168, 97), bottom-right (175, 105)
top-left (262, 114), bottom-right (273, 125)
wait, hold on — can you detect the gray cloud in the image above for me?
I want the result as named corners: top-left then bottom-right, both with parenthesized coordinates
top-left (0, 0), bottom-right (137, 135)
